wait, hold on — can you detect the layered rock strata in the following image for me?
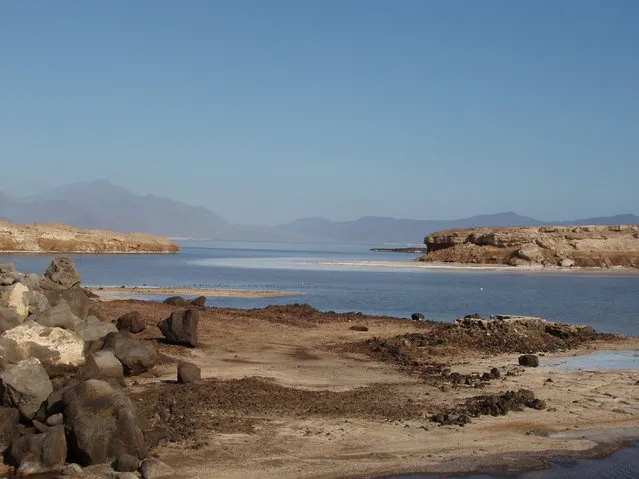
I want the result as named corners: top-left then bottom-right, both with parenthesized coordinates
top-left (0, 221), bottom-right (178, 253)
top-left (420, 225), bottom-right (639, 268)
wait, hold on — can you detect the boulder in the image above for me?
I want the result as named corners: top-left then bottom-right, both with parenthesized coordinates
top-left (177, 361), bottom-right (201, 384)
top-left (163, 296), bottom-right (189, 307)
top-left (0, 306), bottom-right (21, 332)
top-left (114, 453), bottom-right (140, 472)
top-left (116, 311), bottom-right (146, 333)
top-left (157, 309), bottom-right (199, 348)
top-left (76, 316), bottom-right (118, 342)
top-left (43, 256), bottom-right (81, 289)
top-left (518, 354), bottom-right (540, 367)
top-left (82, 351), bottom-right (125, 386)
top-left (517, 243), bottom-right (545, 263)
top-left (559, 258), bottom-right (576, 267)
top-left (0, 358), bottom-right (53, 419)
top-left (63, 379), bottom-right (148, 466)
top-left (0, 322), bottom-right (85, 367)
top-left (140, 457), bottom-right (174, 479)
top-left (7, 425), bottom-right (66, 476)
top-left (1, 282), bottom-right (29, 318)
top-left (32, 299), bottom-right (83, 331)
top-left (45, 287), bottom-right (90, 320)
top-left (102, 333), bottom-right (158, 376)
top-left (191, 296), bottom-right (207, 308)
top-left (411, 312), bottom-right (425, 321)
top-left (0, 406), bottom-right (20, 449)
top-left (24, 290), bottom-right (51, 315)
top-left (0, 263), bottom-right (15, 274)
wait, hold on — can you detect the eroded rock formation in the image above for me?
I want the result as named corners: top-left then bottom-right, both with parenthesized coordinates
top-left (0, 221), bottom-right (179, 253)
top-left (420, 225), bottom-right (639, 268)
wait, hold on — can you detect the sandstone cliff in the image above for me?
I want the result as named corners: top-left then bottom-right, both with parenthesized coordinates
top-left (0, 221), bottom-right (179, 253)
top-left (419, 225), bottom-right (639, 268)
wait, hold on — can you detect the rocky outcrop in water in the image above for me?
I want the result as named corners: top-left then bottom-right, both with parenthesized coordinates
top-left (0, 221), bottom-right (179, 253)
top-left (420, 225), bottom-right (639, 268)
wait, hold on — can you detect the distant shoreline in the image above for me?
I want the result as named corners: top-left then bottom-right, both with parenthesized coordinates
top-left (304, 260), bottom-right (639, 275)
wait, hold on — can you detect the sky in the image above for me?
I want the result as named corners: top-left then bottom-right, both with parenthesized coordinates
top-left (1, 1), bottom-right (638, 225)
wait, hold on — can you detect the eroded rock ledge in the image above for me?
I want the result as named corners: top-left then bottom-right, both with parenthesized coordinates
top-left (0, 221), bottom-right (179, 254)
top-left (419, 225), bottom-right (639, 268)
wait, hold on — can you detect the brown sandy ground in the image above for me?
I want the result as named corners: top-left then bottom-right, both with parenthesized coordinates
top-left (90, 300), bottom-right (639, 479)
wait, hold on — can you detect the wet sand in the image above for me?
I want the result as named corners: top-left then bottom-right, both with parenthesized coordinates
top-left (89, 286), bottom-right (302, 299)
top-left (89, 300), bottom-right (639, 479)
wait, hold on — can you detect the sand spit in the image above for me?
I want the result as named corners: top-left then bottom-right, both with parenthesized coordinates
top-left (89, 286), bottom-right (301, 299)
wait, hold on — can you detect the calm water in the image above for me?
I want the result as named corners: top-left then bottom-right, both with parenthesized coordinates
top-left (2, 241), bottom-right (638, 478)
top-left (3, 241), bottom-right (638, 336)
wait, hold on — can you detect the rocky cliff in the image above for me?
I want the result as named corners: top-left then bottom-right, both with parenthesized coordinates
top-left (0, 221), bottom-right (179, 253)
top-left (419, 225), bottom-right (639, 268)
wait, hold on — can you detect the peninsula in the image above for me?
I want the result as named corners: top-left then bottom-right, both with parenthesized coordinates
top-left (0, 221), bottom-right (179, 254)
top-left (419, 225), bottom-right (639, 269)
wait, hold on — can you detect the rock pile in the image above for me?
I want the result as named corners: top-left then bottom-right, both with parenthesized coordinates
top-left (0, 257), bottom-right (186, 477)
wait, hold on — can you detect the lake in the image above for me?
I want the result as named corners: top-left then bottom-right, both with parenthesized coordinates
top-left (2, 240), bottom-right (638, 478)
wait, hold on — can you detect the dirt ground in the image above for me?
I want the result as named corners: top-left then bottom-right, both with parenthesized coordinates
top-left (90, 300), bottom-right (639, 479)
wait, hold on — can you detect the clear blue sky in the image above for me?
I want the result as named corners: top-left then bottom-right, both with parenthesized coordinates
top-left (1, 1), bottom-right (637, 225)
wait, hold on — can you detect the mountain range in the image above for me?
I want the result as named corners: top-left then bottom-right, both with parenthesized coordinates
top-left (1, 180), bottom-right (637, 244)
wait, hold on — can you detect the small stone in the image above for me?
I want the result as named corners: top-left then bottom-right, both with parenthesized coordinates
top-left (140, 457), bottom-right (174, 479)
top-left (46, 413), bottom-right (64, 426)
top-left (62, 462), bottom-right (83, 475)
top-left (518, 354), bottom-right (540, 367)
top-left (177, 361), bottom-right (201, 384)
top-left (114, 453), bottom-right (140, 472)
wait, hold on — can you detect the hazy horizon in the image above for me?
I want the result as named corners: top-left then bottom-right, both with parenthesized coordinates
top-left (2, 1), bottom-right (638, 224)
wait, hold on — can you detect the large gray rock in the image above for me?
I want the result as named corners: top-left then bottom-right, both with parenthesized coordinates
top-left (0, 322), bottom-right (85, 367)
top-left (102, 332), bottom-right (158, 376)
top-left (32, 299), bottom-right (83, 331)
top-left (7, 425), bottom-right (66, 475)
top-left (24, 290), bottom-right (51, 315)
top-left (43, 256), bottom-right (81, 290)
top-left (76, 316), bottom-right (118, 342)
top-left (0, 358), bottom-right (53, 420)
top-left (0, 306), bottom-right (22, 332)
top-left (82, 351), bottom-right (124, 386)
top-left (0, 263), bottom-right (15, 274)
top-left (63, 379), bottom-right (148, 466)
top-left (44, 287), bottom-right (90, 320)
top-left (0, 282), bottom-right (29, 318)
top-left (0, 406), bottom-right (20, 450)
top-left (157, 309), bottom-right (199, 348)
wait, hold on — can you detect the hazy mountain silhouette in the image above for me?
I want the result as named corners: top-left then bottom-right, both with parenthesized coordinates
top-left (1, 180), bottom-right (637, 244)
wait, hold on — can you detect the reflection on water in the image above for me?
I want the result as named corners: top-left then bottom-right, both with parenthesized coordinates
top-left (544, 350), bottom-right (639, 371)
top-left (391, 442), bottom-right (639, 479)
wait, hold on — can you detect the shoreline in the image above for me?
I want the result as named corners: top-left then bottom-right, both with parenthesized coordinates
top-left (374, 432), bottom-right (639, 479)
top-left (88, 286), bottom-right (302, 298)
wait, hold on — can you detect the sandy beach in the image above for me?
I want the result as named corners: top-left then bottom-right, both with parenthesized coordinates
top-left (88, 299), bottom-right (639, 479)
